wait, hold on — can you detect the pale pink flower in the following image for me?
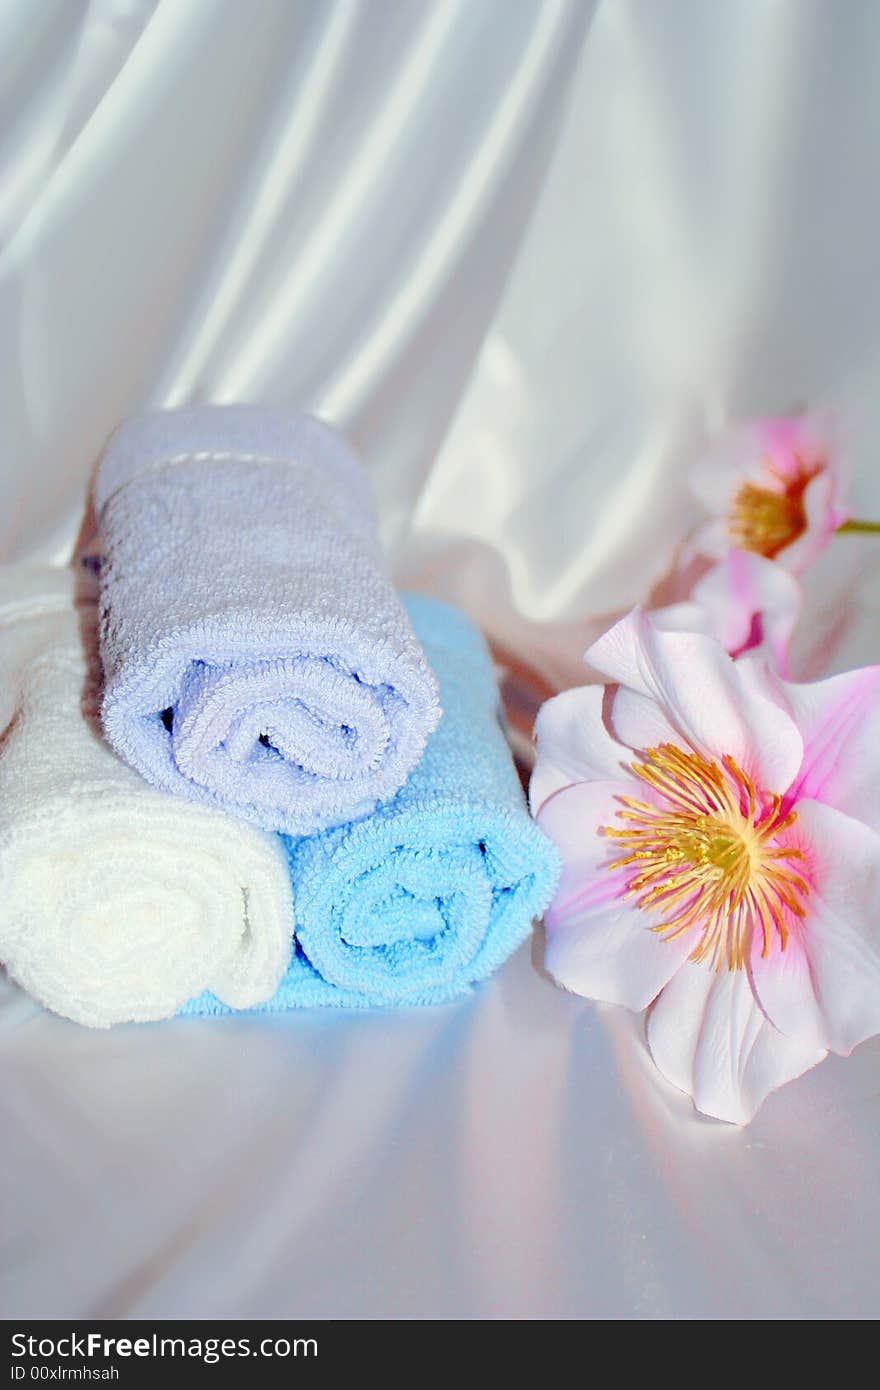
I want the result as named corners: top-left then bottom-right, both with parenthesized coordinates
top-left (653, 549), bottom-right (802, 675)
top-left (531, 610), bottom-right (880, 1125)
top-left (689, 412), bottom-right (849, 576)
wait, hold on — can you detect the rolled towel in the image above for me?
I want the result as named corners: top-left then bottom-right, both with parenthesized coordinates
top-left (94, 406), bottom-right (440, 835)
top-left (183, 596), bottom-right (559, 1013)
top-left (0, 566), bottom-right (293, 1028)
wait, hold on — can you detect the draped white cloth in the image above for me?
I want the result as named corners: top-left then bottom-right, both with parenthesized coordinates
top-left (2, 0), bottom-right (880, 1318)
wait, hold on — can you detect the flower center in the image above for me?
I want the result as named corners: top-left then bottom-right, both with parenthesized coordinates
top-left (602, 743), bottom-right (808, 971)
top-left (728, 456), bottom-right (819, 558)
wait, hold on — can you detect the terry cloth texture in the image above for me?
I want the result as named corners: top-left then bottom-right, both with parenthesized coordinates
top-left (183, 595), bottom-right (559, 1014)
top-left (94, 406), bottom-right (440, 835)
top-left (0, 565), bottom-right (293, 1028)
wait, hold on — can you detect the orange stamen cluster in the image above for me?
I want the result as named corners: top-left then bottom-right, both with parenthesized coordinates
top-left (728, 456), bottom-right (819, 558)
top-left (602, 743), bottom-right (809, 971)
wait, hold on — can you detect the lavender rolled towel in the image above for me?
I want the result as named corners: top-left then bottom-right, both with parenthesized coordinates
top-left (94, 407), bottom-right (440, 835)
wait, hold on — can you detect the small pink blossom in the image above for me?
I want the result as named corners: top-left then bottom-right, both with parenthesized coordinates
top-left (531, 610), bottom-right (880, 1125)
top-left (689, 411), bottom-right (849, 576)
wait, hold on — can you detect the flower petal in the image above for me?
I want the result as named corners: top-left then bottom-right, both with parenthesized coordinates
top-left (650, 599), bottom-right (716, 639)
top-left (689, 423), bottom-right (761, 513)
top-left (760, 414), bottom-right (822, 480)
top-left (777, 469), bottom-right (837, 575)
top-left (753, 800), bottom-right (880, 1056)
top-left (781, 666), bottom-right (880, 834)
top-left (586, 609), bottom-right (803, 790)
top-left (654, 551), bottom-right (802, 672)
top-left (747, 922), bottom-right (827, 1055)
top-left (536, 778), bottom-right (630, 872)
top-left (530, 685), bottom-right (628, 814)
top-left (544, 898), bottom-right (693, 1013)
top-left (607, 686), bottom-right (685, 754)
top-left (647, 963), bottom-right (827, 1125)
top-left (682, 518), bottom-right (728, 565)
top-left (538, 780), bottom-right (692, 1011)
top-left (696, 550), bottom-right (801, 670)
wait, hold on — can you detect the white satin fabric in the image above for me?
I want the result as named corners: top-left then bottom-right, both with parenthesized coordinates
top-left (2, 0), bottom-right (880, 1319)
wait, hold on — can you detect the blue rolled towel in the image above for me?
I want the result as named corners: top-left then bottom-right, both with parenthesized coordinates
top-left (94, 406), bottom-right (439, 836)
top-left (182, 596), bottom-right (559, 1012)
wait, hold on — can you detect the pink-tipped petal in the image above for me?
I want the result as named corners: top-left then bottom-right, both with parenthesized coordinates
top-left (647, 963), bottom-right (827, 1125)
top-left (530, 685), bottom-right (628, 815)
top-left (586, 610), bottom-right (803, 790)
top-left (763, 409), bottom-right (841, 486)
top-left (655, 551), bottom-right (802, 671)
top-left (694, 550), bottom-right (801, 670)
top-left (752, 800), bottom-right (880, 1057)
top-left (759, 417), bottom-right (805, 473)
top-left (783, 665), bottom-right (880, 834)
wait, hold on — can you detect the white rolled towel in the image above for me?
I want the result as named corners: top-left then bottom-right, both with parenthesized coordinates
top-left (0, 566), bottom-right (293, 1027)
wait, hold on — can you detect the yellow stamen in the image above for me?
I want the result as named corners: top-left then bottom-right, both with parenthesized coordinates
top-left (728, 456), bottom-right (818, 559)
top-left (601, 744), bottom-right (808, 971)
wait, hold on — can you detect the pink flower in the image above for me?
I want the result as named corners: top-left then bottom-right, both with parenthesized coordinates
top-left (653, 549), bottom-right (802, 674)
top-left (689, 412), bottom-right (849, 576)
top-left (531, 610), bottom-right (880, 1125)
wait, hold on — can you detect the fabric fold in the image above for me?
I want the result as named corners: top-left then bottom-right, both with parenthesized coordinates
top-left (94, 406), bottom-right (440, 835)
top-left (184, 596), bottom-right (559, 1013)
top-left (0, 566), bottom-right (293, 1028)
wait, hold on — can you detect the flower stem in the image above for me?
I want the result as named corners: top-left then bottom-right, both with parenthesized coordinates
top-left (837, 518), bottom-right (880, 536)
